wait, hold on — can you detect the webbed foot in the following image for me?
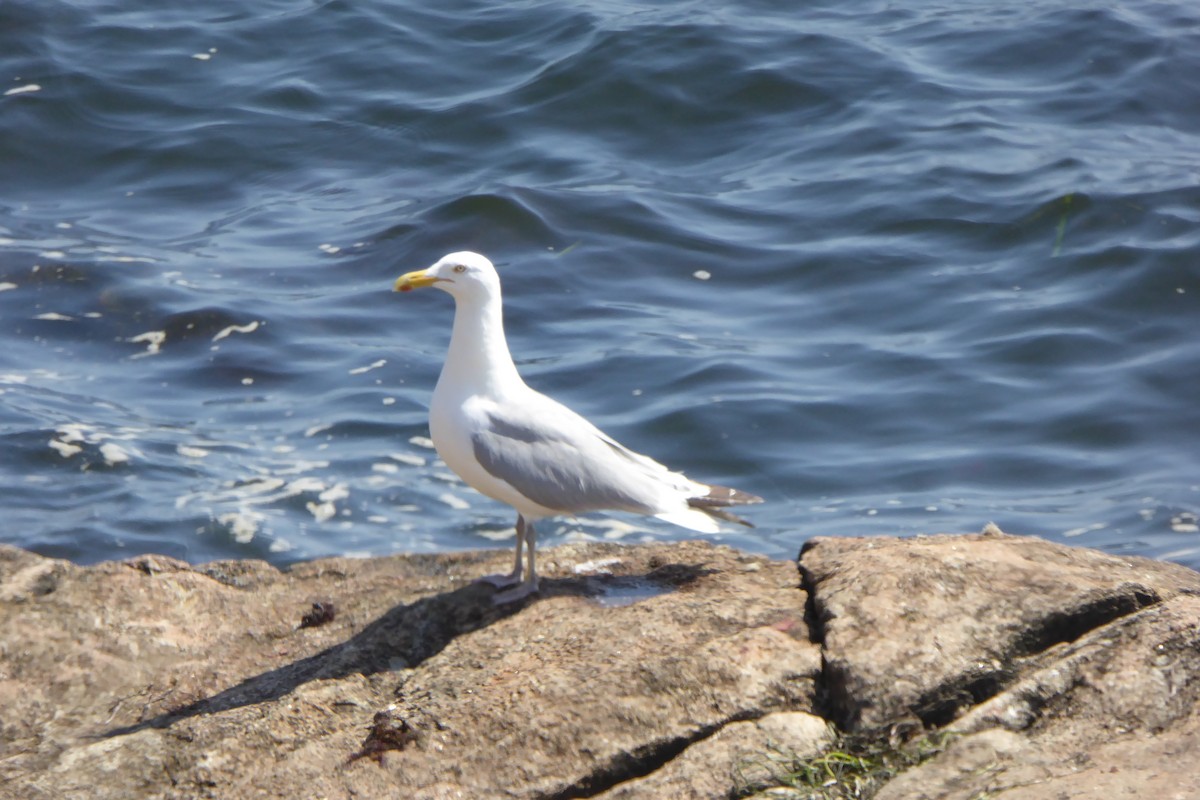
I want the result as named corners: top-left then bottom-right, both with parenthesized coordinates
top-left (474, 571), bottom-right (523, 590)
top-left (491, 577), bottom-right (540, 605)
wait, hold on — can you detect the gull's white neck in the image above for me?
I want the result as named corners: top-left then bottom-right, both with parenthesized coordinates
top-left (436, 290), bottom-right (525, 400)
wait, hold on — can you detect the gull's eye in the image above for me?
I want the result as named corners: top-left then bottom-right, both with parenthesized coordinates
top-left (452, 264), bottom-right (467, 274)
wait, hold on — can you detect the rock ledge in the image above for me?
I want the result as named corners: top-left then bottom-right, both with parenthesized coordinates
top-left (2, 529), bottom-right (1198, 799)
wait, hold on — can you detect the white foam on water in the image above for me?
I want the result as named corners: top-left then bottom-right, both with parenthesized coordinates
top-left (128, 330), bottom-right (166, 358)
top-left (212, 321), bottom-right (260, 342)
top-left (1063, 522), bottom-right (1107, 538)
top-left (306, 500), bottom-right (336, 522)
top-left (218, 511), bottom-right (261, 543)
top-left (99, 443), bottom-right (131, 465)
top-left (437, 492), bottom-right (470, 510)
top-left (349, 359), bottom-right (386, 375)
top-left (48, 439), bottom-right (82, 458)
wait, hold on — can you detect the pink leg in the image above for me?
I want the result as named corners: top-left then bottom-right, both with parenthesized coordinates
top-left (492, 517), bottom-right (539, 604)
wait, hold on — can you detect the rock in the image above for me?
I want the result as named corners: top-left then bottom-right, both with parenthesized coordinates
top-left (594, 711), bottom-right (832, 800)
top-left (799, 528), bottom-right (1200, 732)
top-left (0, 540), bottom-right (816, 799)
top-left (4, 528), bottom-right (1200, 799)
top-left (873, 592), bottom-right (1200, 800)
top-left (800, 529), bottom-right (1200, 800)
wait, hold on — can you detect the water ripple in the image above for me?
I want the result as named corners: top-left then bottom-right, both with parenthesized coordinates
top-left (1, 0), bottom-right (1198, 568)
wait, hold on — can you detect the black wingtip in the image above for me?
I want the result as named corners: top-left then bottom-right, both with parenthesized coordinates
top-left (703, 506), bottom-right (757, 528)
top-left (687, 483), bottom-right (763, 527)
top-left (687, 484), bottom-right (764, 508)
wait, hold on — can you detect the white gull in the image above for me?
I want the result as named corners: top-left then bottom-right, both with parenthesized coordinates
top-left (394, 251), bottom-right (762, 603)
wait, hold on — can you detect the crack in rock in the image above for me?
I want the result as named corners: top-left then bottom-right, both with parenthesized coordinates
top-left (542, 712), bottom-right (759, 800)
top-left (797, 532), bottom-right (1186, 732)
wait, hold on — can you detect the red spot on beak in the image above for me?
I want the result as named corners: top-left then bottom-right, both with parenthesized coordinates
top-left (399, 285), bottom-right (412, 292)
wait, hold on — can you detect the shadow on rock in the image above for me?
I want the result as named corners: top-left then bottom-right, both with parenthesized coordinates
top-left (100, 565), bottom-right (710, 739)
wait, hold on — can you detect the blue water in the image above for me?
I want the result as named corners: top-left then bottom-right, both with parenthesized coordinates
top-left (2, 1), bottom-right (1198, 570)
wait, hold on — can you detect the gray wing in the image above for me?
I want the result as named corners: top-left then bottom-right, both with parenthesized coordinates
top-left (470, 404), bottom-right (664, 516)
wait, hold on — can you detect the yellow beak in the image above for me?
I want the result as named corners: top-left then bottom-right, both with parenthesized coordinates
top-left (394, 269), bottom-right (441, 293)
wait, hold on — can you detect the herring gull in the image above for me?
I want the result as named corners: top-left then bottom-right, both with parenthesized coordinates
top-left (394, 251), bottom-right (762, 603)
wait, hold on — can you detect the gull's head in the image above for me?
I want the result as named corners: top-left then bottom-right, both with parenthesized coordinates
top-left (393, 251), bottom-right (500, 304)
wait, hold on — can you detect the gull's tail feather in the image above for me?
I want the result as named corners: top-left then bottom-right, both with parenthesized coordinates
top-left (687, 484), bottom-right (763, 528)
